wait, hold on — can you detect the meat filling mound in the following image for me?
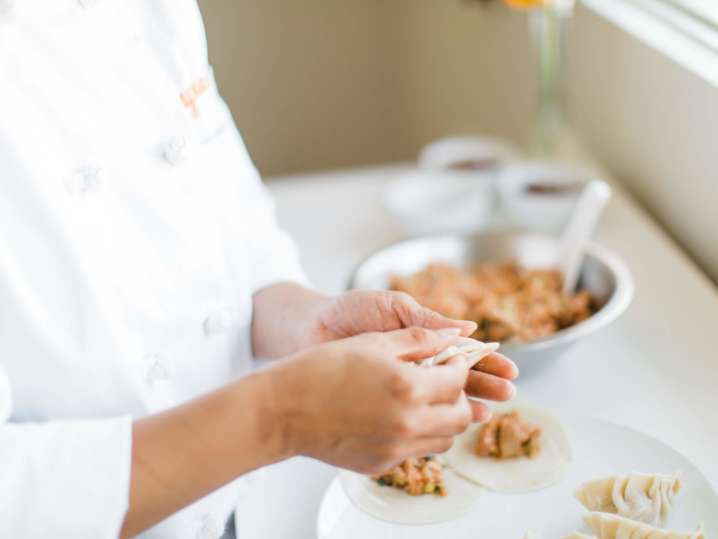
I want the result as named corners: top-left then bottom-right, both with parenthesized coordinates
top-left (474, 410), bottom-right (541, 459)
top-left (390, 262), bottom-right (595, 343)
top-left (373, 457), bottom-right (447, 496)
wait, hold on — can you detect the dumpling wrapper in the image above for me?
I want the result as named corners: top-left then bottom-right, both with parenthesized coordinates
top-left (574, 472), bottom-right (681, 525)
top-left (583, 512), bottom-right (704, 539)
top-left (339, 467), bottom-right (484, 525)
top-left (445, 402), bottom-right (572, 493)
top-left (421, 338), bottom-right (500, 369)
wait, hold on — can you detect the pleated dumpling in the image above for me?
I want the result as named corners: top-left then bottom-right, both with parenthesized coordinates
top-left (574, 472), bottom-right (681, 525)
top-left (583, 512), bottom-right (704, 539)
top-left (562, 534), bottom-right (594, 539)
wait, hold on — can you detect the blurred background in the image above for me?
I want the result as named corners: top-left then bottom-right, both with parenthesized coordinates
top-left (197, 0), bottom-right (718, 282)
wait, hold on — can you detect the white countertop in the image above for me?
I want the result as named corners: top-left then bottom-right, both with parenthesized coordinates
top-left (236, 164), bottom-right (718, 538)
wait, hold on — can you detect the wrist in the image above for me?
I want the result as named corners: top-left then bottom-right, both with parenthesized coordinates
top-left (241, 366), bottom-right (297, 462)
top-left (301, 294), bottom-right (337, 348)
top-left (252, 283), bottom-right (333, 357)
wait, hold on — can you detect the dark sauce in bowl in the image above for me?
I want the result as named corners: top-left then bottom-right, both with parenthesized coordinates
top-left (525, 182), bottom-right (584, 196)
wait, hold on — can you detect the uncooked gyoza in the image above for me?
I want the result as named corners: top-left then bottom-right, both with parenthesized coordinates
top-left (422, 337), bottom-right (499, 368)
top-left (575, 472), bottom-right (681, 525)
top-left (583, 512), bottom-right (704, 539)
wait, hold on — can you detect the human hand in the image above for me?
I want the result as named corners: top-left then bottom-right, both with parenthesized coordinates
top-left (465, 350), bottom-right (518, 420)
top-left (309, 290), bottom-right (518, 414)
top-left (266, 327), bottom-right (478, 474)
top-left (308, 289), bottom-right (477, 344)
top-left (253, 285), bottom-right (474, 359)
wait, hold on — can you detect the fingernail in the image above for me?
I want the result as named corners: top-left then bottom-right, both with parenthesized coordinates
top-left (436, 327), bottom-right (461, 336)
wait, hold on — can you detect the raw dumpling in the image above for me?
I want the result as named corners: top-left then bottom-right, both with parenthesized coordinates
top-left (583, 512), bottom-right (704, 539)
top-left (575, 472), bottom-right (681, 525)
top-left (423, 337), bottom-right (499, 369)
top-left (446, 402), bottom-right (572, 492)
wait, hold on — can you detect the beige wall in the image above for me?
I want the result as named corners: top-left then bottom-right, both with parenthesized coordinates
top-left (566, 6), bottom-right (718, 282)
top-left (198, 0), bottom-right (533, 177)
top-left (199, 1), bottom-right (718, 282)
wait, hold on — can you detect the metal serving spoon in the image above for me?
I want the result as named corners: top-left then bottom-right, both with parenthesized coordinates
top-left (559, 179), bottom-right (612, 295)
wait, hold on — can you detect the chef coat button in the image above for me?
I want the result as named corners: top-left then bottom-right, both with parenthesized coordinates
top-left (204, 308), bottom-right (233, 336)
top-left (145, 354), bottom-right (173, 385)
top-left (65, 165), bottom-right (102, 196)
top-left (163, 135), bottom-right (190, 166)
top-left (195, 513), bottom-right (221, 539)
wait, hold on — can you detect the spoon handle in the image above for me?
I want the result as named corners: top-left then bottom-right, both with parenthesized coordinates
top-left (560, 180), bottom-right (612, 295)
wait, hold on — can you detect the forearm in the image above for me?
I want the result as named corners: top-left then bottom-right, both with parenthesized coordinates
top-left (251, 282), bottom-right (331, 358)
top-left (120, 370), bottom-right (287, 538)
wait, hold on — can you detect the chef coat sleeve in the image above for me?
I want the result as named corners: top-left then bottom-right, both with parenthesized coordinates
top-left (238, 159), bottom-right (310, 293)
top-left (0, 369), bottom-right (132, 539)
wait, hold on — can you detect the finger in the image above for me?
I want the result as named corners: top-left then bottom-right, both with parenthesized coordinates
top-left (410, 395), bottom-right (473, 437)
top-left (474, 352), bottom-right (520, 380)
top-left (410, 354), bottom-right (470, 403)
top-left (403, 436), bottom-right (456, 458)
top-left (392, 293), bottom-right (477, 337)
top-left (383, 326), bottom-right (461, 361)
top-left (467, 398), bottom-right (492, 422)
top-left (465, 370), bottom-right (516, 402)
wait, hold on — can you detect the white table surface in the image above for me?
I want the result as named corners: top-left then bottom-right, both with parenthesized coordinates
top-left (236, 163), bottom-right (718, 538)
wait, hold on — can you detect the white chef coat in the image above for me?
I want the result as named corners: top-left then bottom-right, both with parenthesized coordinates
top-left (0, 1), bottom-right (306, 538)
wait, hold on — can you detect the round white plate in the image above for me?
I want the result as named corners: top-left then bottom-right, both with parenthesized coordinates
top-left (317, 415), bottom-right (718, 539)
top-left (340, 467), bottom-right (483, 525)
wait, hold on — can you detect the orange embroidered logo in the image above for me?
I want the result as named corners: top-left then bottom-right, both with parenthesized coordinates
top-left (180, 77), bottom-right (210, 119)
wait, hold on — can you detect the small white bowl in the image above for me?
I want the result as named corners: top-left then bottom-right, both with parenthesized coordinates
top-left (384, 169), bottom-right (495, 236)
top-left (418, 136), bottom-right (519, 171)
top-left (497, 161), bottom-right (592, 234)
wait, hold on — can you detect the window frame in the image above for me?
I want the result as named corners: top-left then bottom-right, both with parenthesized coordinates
top-left (625, 0), bottom-right (718, 52)
top-left (661, 0), bottom-right (718, 28)
top-left (581, 0), bottom-right (718, 88)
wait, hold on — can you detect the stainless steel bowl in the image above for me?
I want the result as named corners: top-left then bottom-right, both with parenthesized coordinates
top-left (348, 233), bottom-right (634, 375)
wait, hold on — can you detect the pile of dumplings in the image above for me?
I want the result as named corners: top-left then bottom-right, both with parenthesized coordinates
top-left (528, 472), bottom-right (705, 539)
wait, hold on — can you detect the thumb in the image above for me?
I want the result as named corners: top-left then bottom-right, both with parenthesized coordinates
top-left (394, 293), bottom-right (477, 337)
top-left (382, 326), bottom-right (462, 362)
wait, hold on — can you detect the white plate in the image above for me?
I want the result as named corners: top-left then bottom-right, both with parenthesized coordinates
top-left (340, 467), bottom-right (483, 525)
top-left (317, 415), bottom-right (718, 539)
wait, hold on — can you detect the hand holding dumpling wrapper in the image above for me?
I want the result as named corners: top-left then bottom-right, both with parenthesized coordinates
top-left (420, 337), bottom-right (500, 368)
